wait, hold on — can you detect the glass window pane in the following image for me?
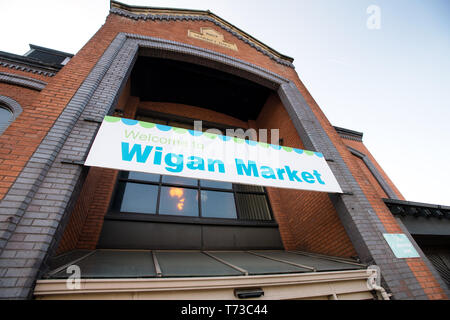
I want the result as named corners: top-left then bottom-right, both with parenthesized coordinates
top-left (201, 190), bottom-right (237, 219)
top-left (127, 171), bottom-right (160, 182)
top-left (235, 193), bottom-right (271, 221)
top-left (159, 187), bottom-right (198, 217)
top-left (200, 179), bottom-right (232, 190)
top-left (234, 184), bottom-right (264, 193)
top-left (115, 182), bottom-right (158, 214)
top-left (0, 106), bottom-right (13, 133)
top-left (0, 106), bottom-right (12, 119)
top-left (162, 175), bottom-right (198, 186)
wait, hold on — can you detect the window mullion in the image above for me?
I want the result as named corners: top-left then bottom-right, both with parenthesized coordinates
top-left (155, 174), bottom-right (162, 215)
top-left (232, 183), bottom-right (241, 220)
top-left (198, 179), bottom-right (202, 218)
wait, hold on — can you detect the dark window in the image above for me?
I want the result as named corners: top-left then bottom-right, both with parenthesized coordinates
top-left (0, 105), bottom-right (13, 135)
top-left (111, 112), bottom-right (273, 222)
top-left (112, 172), bottom-right (272, 221)
top-left (201, 190), bottom-right (237, 219)
top-left (114, 182), bottom-right (158, 214)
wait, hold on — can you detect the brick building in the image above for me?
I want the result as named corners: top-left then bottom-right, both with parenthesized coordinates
top-left (0, 1), bottom-right (448, 300)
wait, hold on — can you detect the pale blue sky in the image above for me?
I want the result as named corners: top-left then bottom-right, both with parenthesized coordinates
top-left (1, 0), bottom-right (449, 205)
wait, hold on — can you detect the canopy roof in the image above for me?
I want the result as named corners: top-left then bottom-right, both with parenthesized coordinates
top-left (44, 249), bottom-right (365, 279)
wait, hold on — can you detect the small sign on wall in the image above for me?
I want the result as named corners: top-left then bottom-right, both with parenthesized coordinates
top-left (383, 234), bottom-right (420, 258)
top-left (188, 28), bottom-right (238, 51)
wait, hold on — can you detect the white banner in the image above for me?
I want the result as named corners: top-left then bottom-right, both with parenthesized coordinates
top-left (84, 116), bottom-right (342, 193)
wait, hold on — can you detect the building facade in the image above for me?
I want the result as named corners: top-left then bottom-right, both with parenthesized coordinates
top-left (0, 1), bottom-right (448, 300)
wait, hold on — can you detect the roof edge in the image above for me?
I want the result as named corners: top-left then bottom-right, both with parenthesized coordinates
top-left (384, 198), bottom-right (450, 211)
top-left (29, 44), bottom-right (74, 58)
top-left (334, 126), bottom-right (364, 142)
top-left (0, 51), bottom-right (61, 77)
top-left (110, 1), bottom-right (294, 66)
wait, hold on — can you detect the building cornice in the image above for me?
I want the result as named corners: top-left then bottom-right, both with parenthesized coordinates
top-left (384, 198), bottom-right (450, 219)
top-left (0, 71), bottom-right (47, 91)
top-left (28, 44), bottom-right (74, 59)
top-left (334, 126), bottom-right (364, 142)
top-left (0, 53), bottom-right (59, 77)
top-left (110, 1), bottom-right (295, 68)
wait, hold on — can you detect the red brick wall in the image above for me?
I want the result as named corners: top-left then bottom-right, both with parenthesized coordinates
top-left (344, 138), bottom-right (404, 200)
top-left (0, 13), bottom-right (293, 201)
top-left (0, 83), bottom-right (41, 197)
top-left (56, 167), bottom-right (102, 254)
top-left (107, 14), bottom-right (293, 77)
top-left (75, 168), bottom-right (118, 250)
top-left (0, 19), bottom-right (122, 199)
top-left (256, 93), bottom-right (357, 257)
top-left (341, 139), bottom-right (445, 299)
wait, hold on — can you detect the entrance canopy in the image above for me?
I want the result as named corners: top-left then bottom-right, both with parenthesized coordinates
top-left (43, 250), bottom-right (364, 279)
top-left (34, 250), bottom-right (387, 300)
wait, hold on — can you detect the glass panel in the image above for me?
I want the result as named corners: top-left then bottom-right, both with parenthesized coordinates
top-left (115, 182), bottom-right (158, 214)
top-left (234, 184), bottom-right (264, 193)
top-left (0, 106), bottom-right (12, 129)
top-left (235, 193), bottom-right (271, 220)
top-left (127, 171), bottom-right (160, 183)
top-left (50, 251), bottom-right (157, 278)
top-left (155, 252), bottom-right (242, 277)
top-left (159, 187), bottom-right (198, 217)
top-left (200, 179), bottom-right (232, 190)
top-left (201, 190), bottom-right (237, 219)
top-left (162, 175), bottom-right (198, 186)
top-left (211, 252), bottom-right (305, 275)
top-left (259, 251), bottom-right (360, 271)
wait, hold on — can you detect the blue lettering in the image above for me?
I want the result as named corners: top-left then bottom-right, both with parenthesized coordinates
top-left (235, 159), bottom-right (259, 177)
top-left (208, 159), bottom-right (225, 173)
top-left (261, 166), bottom-right (276, 179)
top-left (121, 142), bottom-right (153, 163)
top-left (285, 166), bottom-right (302, 182)
top-left (187, 156), bottom-right (205, 170)
top-left (165, 153), bottom-right (184, 173)
top-left (313, 170), bottom-right (325, 184)
top-left (276, 168), bottom-right (286, 180)
top-left (301, 171), bottom-right (315, 183)
top-left (154, 147), bottom-right (163, 165)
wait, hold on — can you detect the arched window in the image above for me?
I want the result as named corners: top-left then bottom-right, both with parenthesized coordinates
top-left (0, 96), bottom-right (22, 136)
